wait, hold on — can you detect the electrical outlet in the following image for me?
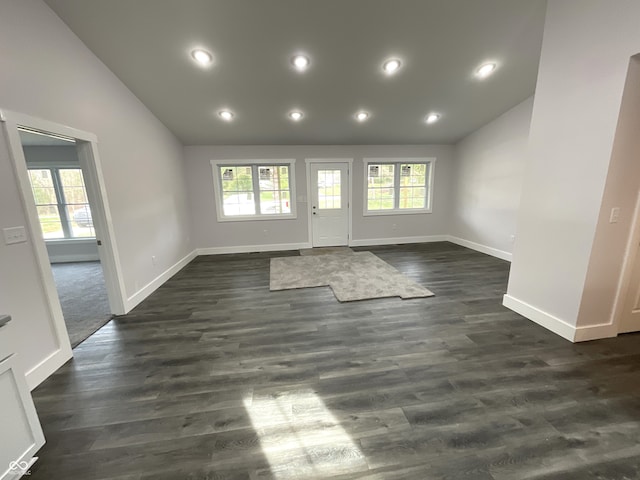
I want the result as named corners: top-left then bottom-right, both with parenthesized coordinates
top-left (510, 234), bottom-right (516, 243)
top-left (151, 255), bottom-right (157, 266)
top-left (3, 226), bottom-right (27, 245)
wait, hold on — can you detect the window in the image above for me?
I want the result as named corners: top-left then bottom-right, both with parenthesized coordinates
top-left (211, 160), bottom-right (296, 221)
top-left (27, 167), bottom-right (95, 239)
top-left (364, 158), bottom-right (434, 215)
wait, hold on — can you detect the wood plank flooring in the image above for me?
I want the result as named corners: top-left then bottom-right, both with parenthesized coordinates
top-left (28, 242), bottom-right (640, 479)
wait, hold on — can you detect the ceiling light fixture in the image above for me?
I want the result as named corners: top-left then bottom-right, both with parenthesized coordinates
top-left (382, 58), bottom-right (402, 75)
top-left (191, 49), bottom-right (213, 67)
top-left (425, 113), bottom-right (441, 124)
top-left (289, 111), bottom-right (304, 121)
top-left (355, 111), bottom-right (369, 122)
top-left (475, 62), bottom-right (497, 78)
top-left (218, 110), bottom-right (234, 121)
top-left (292, 55), bottom-right (310, 71)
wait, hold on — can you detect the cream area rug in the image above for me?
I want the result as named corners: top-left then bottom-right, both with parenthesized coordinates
top-left (270, 251), bottom-right (434, 302)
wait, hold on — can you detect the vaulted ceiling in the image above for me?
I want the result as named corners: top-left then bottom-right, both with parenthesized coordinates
top-left (44, 0), bottom-right (547, 145)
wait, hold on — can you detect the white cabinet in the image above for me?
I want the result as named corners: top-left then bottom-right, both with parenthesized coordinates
top-left (0, 317), bottom-right (45, 480)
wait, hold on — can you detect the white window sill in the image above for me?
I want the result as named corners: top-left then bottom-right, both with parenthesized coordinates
top-left (363, 209), bottom-right (432, 217)
top-left (45, 237), bottom-right (96, 243)
top-left (217, 214), bottom-right (297, 223)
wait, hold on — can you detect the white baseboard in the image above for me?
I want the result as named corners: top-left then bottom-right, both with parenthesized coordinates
top-left (503, 294), bottom-right (576, 342)
top-left (49, 253), bottom-right (100, 263)
top-left (447, 236), bottom-right (512, 262)
top-left (574, 322), bottom-right (618, 342)
top-left (198, 242), bottom-right (312, 255)
top-left (349, 235), bottom-right (448, 247)
top-left (25, 347), bottom-right (72, 391)
top-left (124, 250), bottom-right (198, 312)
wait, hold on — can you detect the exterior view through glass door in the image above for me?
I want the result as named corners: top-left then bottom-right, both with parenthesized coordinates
top-left (310, 162), bottom-right (349, 246)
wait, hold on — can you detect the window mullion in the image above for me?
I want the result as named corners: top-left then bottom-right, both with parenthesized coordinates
top-left (52, 168), bottom-right (72, 238)
top-left (252, 165), bottom-right (261, 215)
top-left (393, 163), bottom-right (401, 210)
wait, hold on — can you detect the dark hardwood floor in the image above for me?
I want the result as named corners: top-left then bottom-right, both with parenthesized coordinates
top-left (29, 242), bottom-right (640, 479)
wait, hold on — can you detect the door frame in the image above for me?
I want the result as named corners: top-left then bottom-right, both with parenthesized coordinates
top-left (1, 110), bottom-right (127, 377)
top-left (612, 188), bottom-right (640, 333)
top-left (305, 158), bottom-right (353, 247)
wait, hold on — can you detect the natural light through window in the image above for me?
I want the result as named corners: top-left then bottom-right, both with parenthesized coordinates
top-left (365, 158), bottom-right (434, 215)
top-left (243, 390), bottom-right (367, 478)
top-left (212, 160), bottom-right (296, 221)
top-left (317, 169), bottom-right (341, 209)
top-left (27, 167), bottom-right (95, 239)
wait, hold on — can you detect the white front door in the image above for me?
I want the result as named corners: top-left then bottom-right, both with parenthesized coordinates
top-left (310, 162), bottom-right (349, 247)
top-left (620, 239), bottom-right (640, 333)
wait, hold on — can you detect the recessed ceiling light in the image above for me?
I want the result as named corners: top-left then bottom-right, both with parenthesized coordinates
top-left (355, 111), bottom-right (369, 122)
top-left (292, 55), bottom-right (310, 71)
top-left (475, 63), bottom-right (497, 78)
top-left (289, 111), bottom-right (304, 121)
top-left (382, 58), bottom-right (402, 75)
top-left (425, 113), bottom-right (441, 124)
top-left (218, 110), bottom-right (234, 121)
top-left (191, 49), bottom-right (213, 67)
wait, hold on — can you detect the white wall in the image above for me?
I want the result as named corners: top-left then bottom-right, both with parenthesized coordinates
top-left (0, 0), bottom-right (193, 386)
top-left (451, 97), bottom-right (533, 260)
top-left (22, 145), bottom-right (99, 263)
top-left (576, 56), bottom-right (640, 336)
top-left (505, 0), bottom-right (640, 341)
top-left (184, 145), bottom-right (454, 251)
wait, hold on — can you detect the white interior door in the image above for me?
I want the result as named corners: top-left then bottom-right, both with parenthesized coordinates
top-left (310, 163), bottom-right (349, 247)
top-left (620, 240), bottom-right (640, 333)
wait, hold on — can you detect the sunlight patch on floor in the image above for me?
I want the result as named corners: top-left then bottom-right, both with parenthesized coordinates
top-left (243, 389), bottom-right (368, 479)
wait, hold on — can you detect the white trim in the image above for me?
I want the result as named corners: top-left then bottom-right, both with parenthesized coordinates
top-left (49, 253), bottom-right (100, 263)
top-left (350, 235), bottom-right (448, 247)
top-left (210, 159), bottom-right (297, 222)
top-left (363, 157), bottom-right (436, 216)
top-left (446, 236), bottom-right (512, 262)
top-left (76, 140), bottom-right (127, 314)
top-left (198, 242), bottom-right (311, 256)
top-left (502, 294), bottom-right (576, 342)
top-left (1, 113), bottom-right (73, 382)
top-left (305, 159), bottom-right (353, 247)
top-left (612, 189), bottom-right (640, 333)
top-left (124, 249), bottom-right (198, 312)
top-left (574, 322), bottom-right (618, 342)
top-left (24, 348), bottom-right (69, 391)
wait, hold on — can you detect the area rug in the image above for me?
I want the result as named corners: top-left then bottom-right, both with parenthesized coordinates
top-left (270, 251), bottom-right (434, 302)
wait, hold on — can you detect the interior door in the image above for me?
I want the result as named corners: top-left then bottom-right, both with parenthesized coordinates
top-left (310, 163), bottom-right (349, 247)
top-left (620, 240), bottom-right (640, 333)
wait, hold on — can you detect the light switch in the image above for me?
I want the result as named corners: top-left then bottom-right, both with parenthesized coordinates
top-left (609, 207), bottom-right (620, 224)
top-left (3, 226), bottom-right (27, 245)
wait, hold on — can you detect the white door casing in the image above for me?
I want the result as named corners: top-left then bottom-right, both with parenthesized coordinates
top-left (1, 109), bottom-right (127, 388)
top-left (615, 189), bottom-right (640, 334)
top-left (307, 160), bottom-right (351, 247)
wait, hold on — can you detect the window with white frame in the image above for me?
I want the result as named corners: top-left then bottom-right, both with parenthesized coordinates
top-left (364, 158), bottom-right (434, 214)
top-left (27, 167), bottom-right (95, 239)
top-left (211, 160), bottom-right (296, 220)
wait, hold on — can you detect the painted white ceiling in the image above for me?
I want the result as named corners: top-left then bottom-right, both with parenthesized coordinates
top-left (44, 0), bottom-right (547, 145)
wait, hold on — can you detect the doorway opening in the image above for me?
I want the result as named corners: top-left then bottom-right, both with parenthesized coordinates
top-left (2, 110), bottom-right (126, 359)
top-left (306, 159), bottom-right (352, 247)
top-left (18, 128), bottom-right (112, 347)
